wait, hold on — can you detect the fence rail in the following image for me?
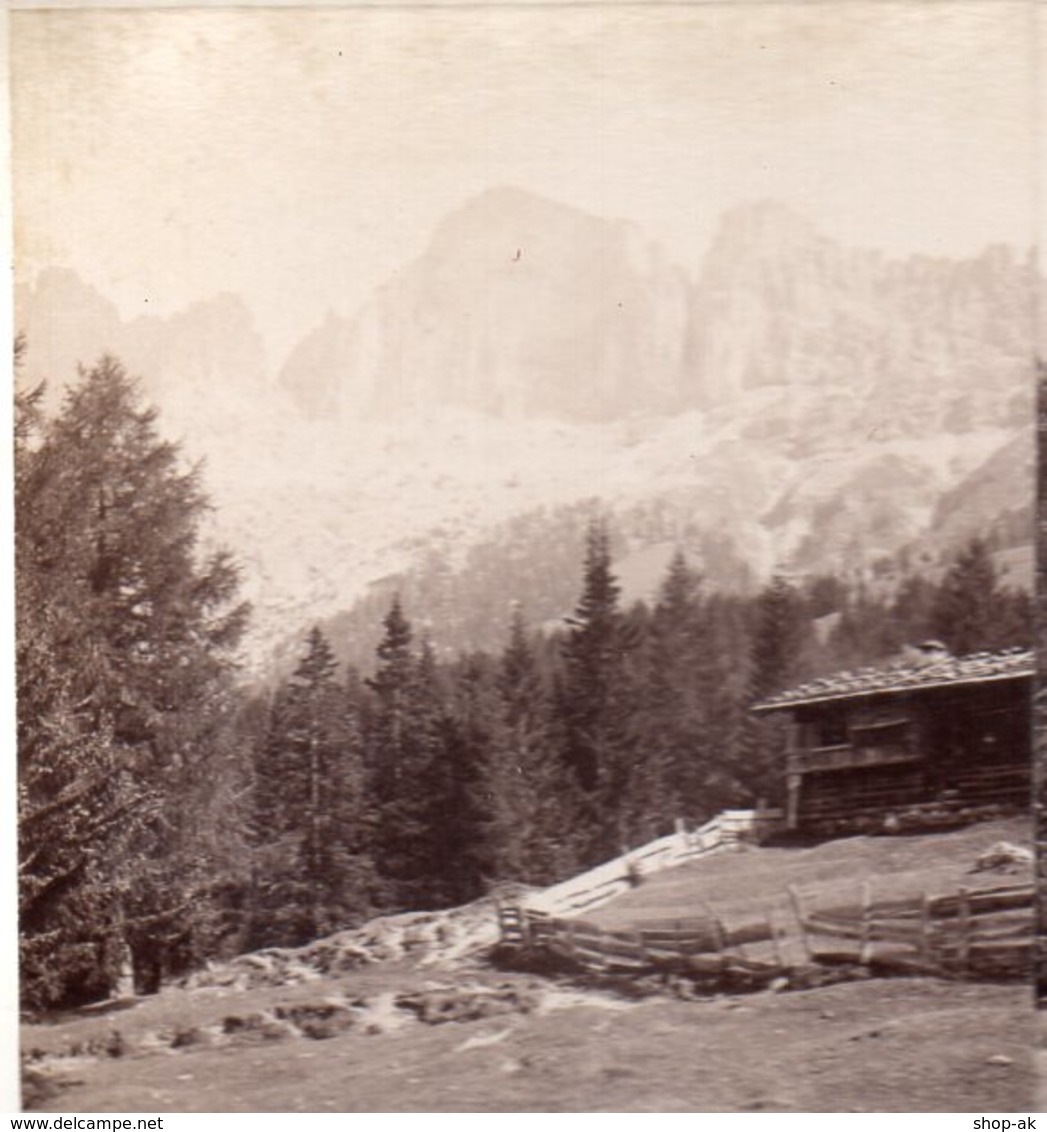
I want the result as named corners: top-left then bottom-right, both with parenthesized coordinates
top-left (499, 872), bottom-right (1033, 985)
top-left (794, 880), bottom-right (1033, 979)
top-left (512, 809), bottom-right (768, 923)
top-left (522, 909), bottom-right (782, 976)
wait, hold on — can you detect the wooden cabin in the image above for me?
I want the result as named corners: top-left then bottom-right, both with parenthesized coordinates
top-left (752, 644), bottom-right (1032, 836)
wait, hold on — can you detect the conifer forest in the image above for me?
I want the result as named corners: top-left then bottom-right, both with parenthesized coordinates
top-left (16, 355), bottom-right (1033, 1013)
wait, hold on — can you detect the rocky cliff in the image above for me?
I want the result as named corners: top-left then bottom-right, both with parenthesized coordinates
top-left (16, 192), bottom-right (1035, 669)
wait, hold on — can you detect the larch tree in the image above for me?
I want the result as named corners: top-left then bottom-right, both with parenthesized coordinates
top-left (16, 356), bottom-right (250, 1006)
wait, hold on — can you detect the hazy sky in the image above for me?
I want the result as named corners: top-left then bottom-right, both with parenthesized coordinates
top-left (11, 2), bottom-right (1041, 363)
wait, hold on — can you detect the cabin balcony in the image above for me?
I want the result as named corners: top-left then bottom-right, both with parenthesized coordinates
top-left (786, 742), bottom-right (919, 775)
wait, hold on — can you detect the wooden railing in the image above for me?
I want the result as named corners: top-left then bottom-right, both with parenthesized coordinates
top-left (514, 810), bottom-right (767, 923)
top-left (786, 743), bottom-right (917, 775)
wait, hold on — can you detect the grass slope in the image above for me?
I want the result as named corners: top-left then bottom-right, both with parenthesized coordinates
top-left (588, 817), bottom-right (1032, 937)
top-left (23, 979), bottom-right (1032, 1113)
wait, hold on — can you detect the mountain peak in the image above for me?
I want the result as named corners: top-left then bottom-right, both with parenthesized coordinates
top-left (431, 184), bottom-right (611, 257)
top-left (281, 185), bottom-right (689, 423)
top-left (454, 184), bottom-right (585, 219)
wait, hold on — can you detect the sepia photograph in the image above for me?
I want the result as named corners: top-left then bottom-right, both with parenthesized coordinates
top-left (9, 0), bottom-right (1041, 1113)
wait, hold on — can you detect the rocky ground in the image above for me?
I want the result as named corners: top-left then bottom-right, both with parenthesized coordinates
top-left (19, 928), bottom-right (1034, 1110)
top-left (21, 964), bottom-right (1033, 1113)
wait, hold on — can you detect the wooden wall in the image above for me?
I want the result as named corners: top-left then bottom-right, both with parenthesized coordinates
top-left (786, 680), bottom-right (1030, 834)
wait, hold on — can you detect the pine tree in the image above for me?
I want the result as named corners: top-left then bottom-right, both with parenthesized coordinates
top-left (251, 628), bottom-right (375, 947)
top-left (16, 356), bottom-right (250, 1006)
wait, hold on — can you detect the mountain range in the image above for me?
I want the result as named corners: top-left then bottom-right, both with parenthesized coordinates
top-left (16, 190), bottom-right (1036, 673)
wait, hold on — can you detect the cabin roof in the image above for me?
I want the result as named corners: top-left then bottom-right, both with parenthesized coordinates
top-left (752, 647), bottom-right (1034, 713)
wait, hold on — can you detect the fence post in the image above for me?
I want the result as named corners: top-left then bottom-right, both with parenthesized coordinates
top-left (769, 911), bottom-right (785, 969)
top-left (494, 897), bottom-right (505, 941)
top-left (673, 919), bottom-right (685, 964)
top-left (713, 915), bottom-right (730, 958)
top-left (859, 881), bottom-right (873, 964)
top-left (958, 887), bottom-right (970, 980)
top-left (788, 885), bottom-right (811, 963)
top-left (919, 891), bottom-right (932, 967)
top-left (634, 929), bottom-right (648, 965)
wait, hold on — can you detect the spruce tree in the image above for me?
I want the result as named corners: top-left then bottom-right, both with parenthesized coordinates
top-left (559, 518), bottom-right (634, 860)
top-left (410, 634), bottom-right (463, 906)
top-left (436, 653), bottom-right (500, 903)
top-left (887, 574), bottom-right (937, 656)
top-left (252, 627), bottom-right (375, 947)
top-left (561, 519), bottom-right (620, 789)
top-left (932, 538), bottom-right (1009, 655)
top-left (698, 593), bottom-right (766, 808)
top-left (628, 550), bottom-right (700, 837)
top-left (366, 598), bottom-right (446, 909)
top-left (743, 575), bottom-right (810, 813)
top-left (750, 574), bottom-right (808, 700)
top-left (486, 608), bottom-right (577, 884)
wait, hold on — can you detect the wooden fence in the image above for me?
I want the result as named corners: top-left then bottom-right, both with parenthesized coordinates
top-left (793, 880), bottom-right (1033, 979)
top-left (499, 877), bottom-right (1033, 984)
top-left (515, 909), bottom-right (785, 976)
top-left (511, 809), bottom-right (769, 925)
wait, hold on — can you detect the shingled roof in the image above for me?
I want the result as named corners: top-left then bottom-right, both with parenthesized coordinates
top-left (752, 647), bottom-right (1034, 712)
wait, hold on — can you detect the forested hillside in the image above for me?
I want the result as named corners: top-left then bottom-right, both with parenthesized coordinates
top-left (303, 494), bottom-right (1030, 682)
